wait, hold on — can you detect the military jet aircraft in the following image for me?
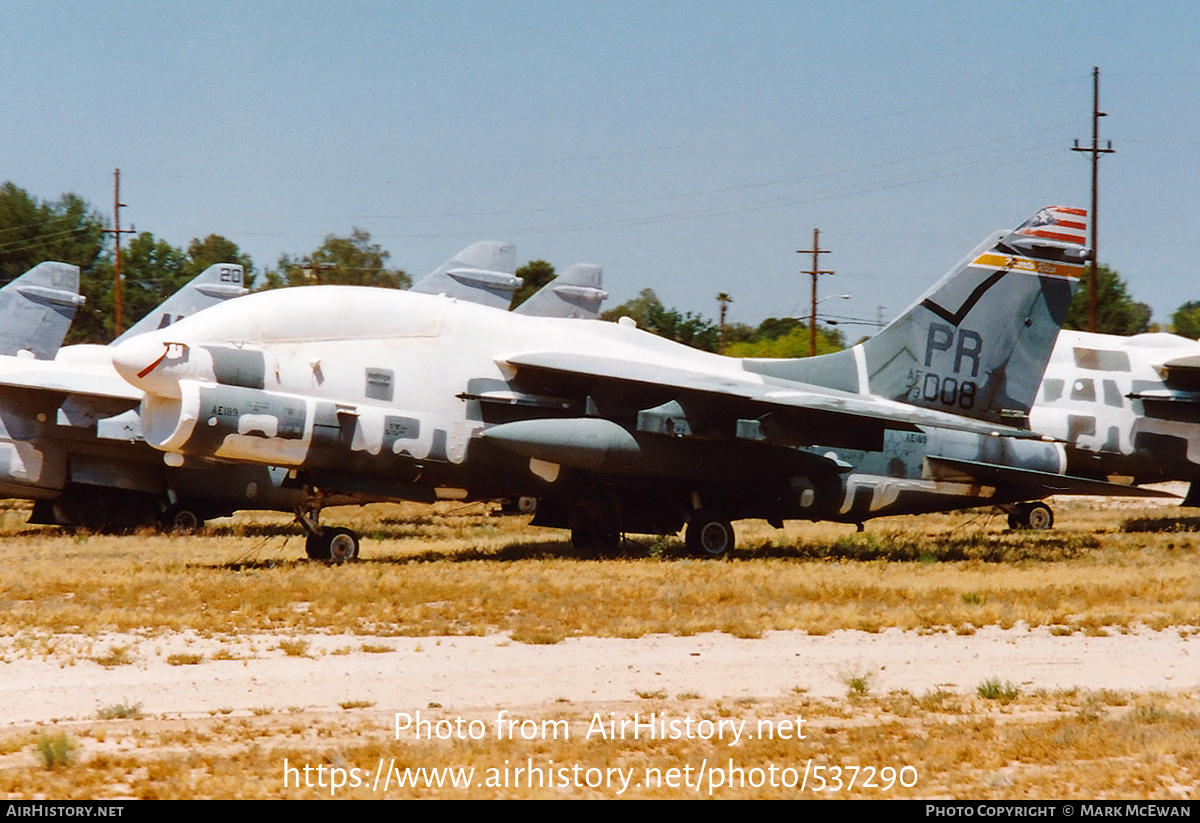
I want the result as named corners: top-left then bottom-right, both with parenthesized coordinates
top-left (111, 206), bottom-right (1094, 560)
top-left (501, 253), bottom-right (1162, 531)
top-left (1029, 328), bottom-right (1200, 509)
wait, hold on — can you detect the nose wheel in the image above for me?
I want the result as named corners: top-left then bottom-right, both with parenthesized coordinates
top-left (296, 499), bottom-right (361, 562)
top-left (305, 527), bottom-right (360, 562)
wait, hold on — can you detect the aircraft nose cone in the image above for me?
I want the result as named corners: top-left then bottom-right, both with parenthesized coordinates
top-left (111, 334), bottom-right (182, 399)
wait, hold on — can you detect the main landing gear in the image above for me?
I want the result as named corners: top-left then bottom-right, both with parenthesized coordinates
top-left (1005, 501), bottom-right (1054, 530)
top-left (295, 501), bottom-right (360, 562)
top-left (161, 505), bottom-right (203, 534)
top-left (685, 511), bottom-right (734, 559)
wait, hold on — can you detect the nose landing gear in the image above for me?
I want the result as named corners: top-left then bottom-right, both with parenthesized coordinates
top-left (296, 499), bottom-right (360, 562)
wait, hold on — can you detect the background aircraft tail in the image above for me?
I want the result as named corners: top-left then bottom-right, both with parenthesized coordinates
top-left (113, 263), bottom-right (249, 345)
top-left (409, 240), bottom-right (520, 309)
top-left (0, 261), bottom-right (85, 359)
top-left (745, 206), bottom-right (1089, 425)
top-left (513, 263), bottom-right (608, 319)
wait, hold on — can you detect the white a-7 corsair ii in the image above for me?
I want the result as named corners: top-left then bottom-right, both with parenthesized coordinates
top-left (111, 207), bottom-right (1088, 561)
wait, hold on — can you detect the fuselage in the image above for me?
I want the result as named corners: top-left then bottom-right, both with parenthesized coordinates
top-left (1029, 329), bottom-right (1200, 483)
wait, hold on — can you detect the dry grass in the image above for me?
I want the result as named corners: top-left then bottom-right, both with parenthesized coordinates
top-left (0, 499), bottom-right (1194, 640)
top-left (0, 496), bottom-right (1196, 798)
top-left (0, 691), bottom-right (1194, 798)
top-left (166, 653), bottom-right (204, 666)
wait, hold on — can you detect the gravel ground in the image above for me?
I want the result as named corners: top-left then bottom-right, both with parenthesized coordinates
top-left (2, 625), bottom-right (1194, 725)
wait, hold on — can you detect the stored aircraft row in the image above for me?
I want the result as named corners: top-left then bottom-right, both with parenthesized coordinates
top-left (3, 205), bottom-right (1192, 557)
top-left (99, 205), bottom-right (1165, 558)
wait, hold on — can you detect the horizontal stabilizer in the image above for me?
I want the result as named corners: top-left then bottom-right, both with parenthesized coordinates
top-left (1159, 354), bottom-right (1200, 393)
top-left (0, 262), bottom-right (84, 358)
top-left (925, 455), bottom-right (1178, 499)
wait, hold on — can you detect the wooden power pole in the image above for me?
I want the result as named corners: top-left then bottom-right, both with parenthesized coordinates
top-left (797, 228), bottom-right (833, 356)
top-left (103, 169), bottom-right (135, 336)
top-left (1072, 67), bottom-right (1114, 333)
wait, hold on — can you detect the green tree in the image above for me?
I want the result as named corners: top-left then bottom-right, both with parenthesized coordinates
top-left (69, 232), bottom-right (191, 344)
top-left (754, 317), bottom-right (804, 341)
top-left (512, 260), bottom-right (556, 308)
top-left (185, 234), bottom-right (255, 285)
top-left (725, 324), bottom-right (845, 358)
top-left (600, 288), bottom-right (663, 328)
top-left (1064, 265), bottom-right (1152, 336)
top-left (1171, 301), bottom-right (1200, 340)
top-left (263, 228), bottom-right (410, 290)
top-left (600, 288), bottom-right (720, 352)
top-left (0, 182), bottom-right (108, 285)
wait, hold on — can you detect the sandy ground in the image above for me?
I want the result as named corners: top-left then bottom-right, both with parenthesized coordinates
top-left (1, 626), bottom-right (1195, 726)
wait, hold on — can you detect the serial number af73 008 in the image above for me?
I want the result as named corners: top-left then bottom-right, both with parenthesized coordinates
top-left (905, 369), bottom-right (977, 410)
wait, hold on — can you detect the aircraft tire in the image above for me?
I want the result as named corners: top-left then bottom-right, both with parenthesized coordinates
top-left (327, 528), bottom-right (360, 563)
top-left (686, 513), bottom-right (734, 558)
top-left (305, 528), bottom-right (360, 562)
top-left (305, 531), bottom-right (330, 560)
top-left (163, 506), bottom-right (202, 534)
top-left (1011, 502), bottom-right (1054, 530)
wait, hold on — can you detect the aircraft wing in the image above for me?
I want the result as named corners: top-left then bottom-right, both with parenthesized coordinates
top-left (501, 351), bottom-right (1044, 452)
top-left (925, 455), bottom-right (1178, 499)
top-left (0, 360), bottom-right (142, 405)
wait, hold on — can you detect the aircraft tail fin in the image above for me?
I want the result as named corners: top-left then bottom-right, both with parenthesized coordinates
top-left (0, 261), bottom-right (85, 358)
top-left (113, 263), bottom-right (249, 345)
top-left (745, 206), bottom-right (1089, 425)
top-left (409, 240), bottom-right (521, 310)
top-left (513, 263), bottom-right (608, 319)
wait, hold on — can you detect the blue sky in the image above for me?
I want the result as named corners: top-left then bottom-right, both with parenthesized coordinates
top-left (3, 1), bottom-right (1198, 330)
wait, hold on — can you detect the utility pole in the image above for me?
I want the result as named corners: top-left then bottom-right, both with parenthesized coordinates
top-left (716, 292), bottom-right (733, 354)
top-left (797, 228), bottom-right (833, 356)
top-left (1072, 66), bottom-right (1114, 333)
top-left (102, 169), bottom-right (135, 336)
